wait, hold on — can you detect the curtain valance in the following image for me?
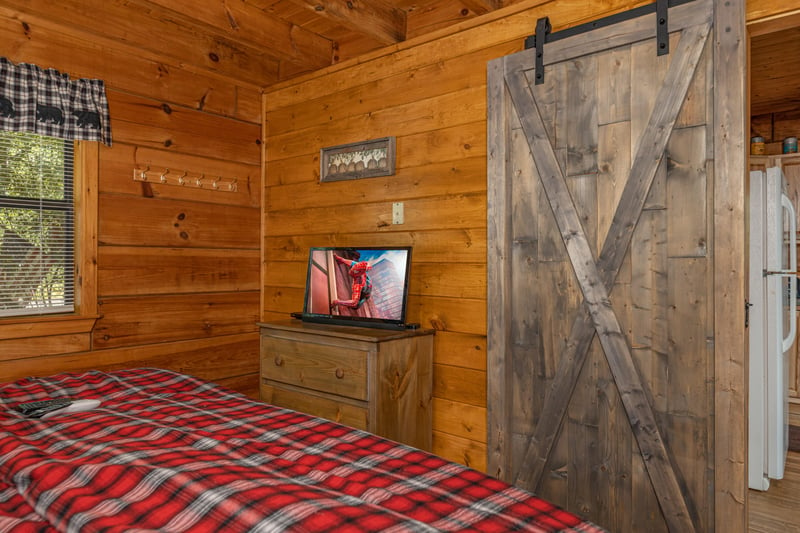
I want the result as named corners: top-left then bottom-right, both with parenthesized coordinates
top-left (0, 57), bottom-right (111, 146)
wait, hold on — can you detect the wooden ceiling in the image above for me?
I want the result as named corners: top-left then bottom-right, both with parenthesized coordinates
top-left (750, 24), bottom-right (800, 117)
top-left (3, 0), bottom-right (525, 90)
top-left (5, 0), bottom-right (794, 117)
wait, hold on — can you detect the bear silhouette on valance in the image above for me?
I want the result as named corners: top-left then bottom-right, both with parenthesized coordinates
top-left (0, 57), bottom-right (111, 146)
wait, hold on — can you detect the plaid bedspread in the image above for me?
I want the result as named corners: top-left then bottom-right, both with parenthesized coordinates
top-left (0, 368), bottom-right (605, 532)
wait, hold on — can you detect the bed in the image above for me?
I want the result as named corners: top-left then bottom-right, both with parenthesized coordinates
top-left (0, 368), bottom-right (605, 532)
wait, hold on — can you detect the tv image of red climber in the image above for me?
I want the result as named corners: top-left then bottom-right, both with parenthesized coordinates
top-left (305, 247), bottom-right (410, 321)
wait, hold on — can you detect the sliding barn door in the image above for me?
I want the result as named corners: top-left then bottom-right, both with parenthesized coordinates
top-left (487, 0), bottom-right (723, 531)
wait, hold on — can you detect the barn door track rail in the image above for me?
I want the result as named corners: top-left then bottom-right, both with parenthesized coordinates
top-left (525, 0), bottom-right (694, 84)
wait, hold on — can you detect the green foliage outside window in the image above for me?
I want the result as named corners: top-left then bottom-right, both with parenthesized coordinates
top-left (0, 131), bottom-right (73, 316)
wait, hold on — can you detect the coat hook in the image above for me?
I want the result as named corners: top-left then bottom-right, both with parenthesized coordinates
top-left (133, 166), bottom-right (235, 192)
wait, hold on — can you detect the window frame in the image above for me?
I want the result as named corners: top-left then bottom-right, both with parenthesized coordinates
top-left (0, 140), bottom-right (98, 338)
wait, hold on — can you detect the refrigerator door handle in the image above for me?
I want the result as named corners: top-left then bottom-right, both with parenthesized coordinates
top-left (781, 194), bottom-right (797, 353)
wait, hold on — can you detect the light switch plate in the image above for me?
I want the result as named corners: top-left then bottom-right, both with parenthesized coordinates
top-left (392, 202), bottom-right (404, 224)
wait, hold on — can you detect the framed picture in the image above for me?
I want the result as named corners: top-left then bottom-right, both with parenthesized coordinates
top-left (320, 137), bottom-right (396, 182)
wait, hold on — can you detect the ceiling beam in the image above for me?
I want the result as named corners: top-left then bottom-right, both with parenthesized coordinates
top-left (143, 0), bottom-right (334, 70)
top-left (460, 0), bottom-right (504, 15)
top-left (294, 0), bottom-right (407, 45)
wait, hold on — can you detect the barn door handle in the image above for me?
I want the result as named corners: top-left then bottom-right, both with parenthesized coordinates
top-left (745, 300), bottom-right (752, 328)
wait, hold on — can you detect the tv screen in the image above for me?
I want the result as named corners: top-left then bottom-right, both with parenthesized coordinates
top-left (301, 247), bottom-right (412, 329)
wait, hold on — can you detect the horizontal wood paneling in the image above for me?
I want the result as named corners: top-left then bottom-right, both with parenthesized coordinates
top-left (267, 86), bottom-right (486, 162)
top-left (265, 121), bottom-right (485, 186)
top-left (266, 193), bottom-right (485, 236)
top-left (261, 0), bottom-right (528, 467)
top-left (94, 292), bottom-right (260, 348)
top-left (265, 45), bottom-right (512, 136)
top-left (0, 6), bottom-right (261, 399)
top-left (262, 0), bottom-right (704, 475)
top-left (268, 157), bottom-right (486, 211)
top-left (109, 91), bottom-right (261, 165)
top-left (433, 364), bottom-right (486, 407)
top-left (432, 397), bottom-right (486, 441)
top-left (0, 7), bottom-right (261, 122)
top-left (432, 331), bottom-right (486, 371)
top-left (263, 260), bottom-right (484, 300)
top-left (100, 145), bottom-right (260, 207)
top-left (432, 429), bottom-right (487, 471)
top-left (0, 333), bottom-right (260, 397)
top-left (263, 0), bottom-right (653, 109)
top-left (100, 195), bottom-right (259, 248)
top-left (98, 247), bottom-right (260, 296)
top-left (263, 229), bottom-right (487, 262)
top-left (0, 334), bottom-right (91, 359)
top-left (1, 0), bottom-right (281, 86)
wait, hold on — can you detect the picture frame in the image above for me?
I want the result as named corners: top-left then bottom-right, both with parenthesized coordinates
top-left (320, 137), bottom-right (396, 182)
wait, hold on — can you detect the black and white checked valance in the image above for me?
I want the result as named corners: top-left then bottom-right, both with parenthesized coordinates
top-left (0, 57), bottom-right (111, 146)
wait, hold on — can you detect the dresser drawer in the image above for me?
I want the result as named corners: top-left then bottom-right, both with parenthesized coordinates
top-left (261, 384), bottom-right (368, 430)
top-left (261, 336), bottom-right (368, 401)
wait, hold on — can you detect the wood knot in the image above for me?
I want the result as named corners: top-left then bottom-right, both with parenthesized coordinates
top-left (429, 317), bottom-right (446, 330)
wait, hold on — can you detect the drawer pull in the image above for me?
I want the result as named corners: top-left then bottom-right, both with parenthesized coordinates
top-left (274, 356), bottom-right (284, 367)
top-left (335, 368), bottom-right (344, 379)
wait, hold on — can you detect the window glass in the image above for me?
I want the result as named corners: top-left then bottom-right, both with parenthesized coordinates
top-left (0, 131), bottom-right (74, 317)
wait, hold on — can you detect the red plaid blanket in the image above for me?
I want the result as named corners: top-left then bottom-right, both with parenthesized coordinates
top-left (0, 368), bottom-right (605, 532)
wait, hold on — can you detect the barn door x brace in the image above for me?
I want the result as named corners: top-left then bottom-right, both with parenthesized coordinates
top-left (524, 0), bottom-right (694, 84)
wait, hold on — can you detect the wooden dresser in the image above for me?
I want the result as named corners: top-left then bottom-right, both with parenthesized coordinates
top-left (258, 320), bottom-right (434, 450)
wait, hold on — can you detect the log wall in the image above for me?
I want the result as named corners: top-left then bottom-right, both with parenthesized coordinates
top-left (0, 7), bottom-right (262, 396)
top-left (261, 0), bottom-right (666, 470)
top-left (262, 0), bottom-right (782, 475)
top-left (0, 0), bottom-right (788, 482)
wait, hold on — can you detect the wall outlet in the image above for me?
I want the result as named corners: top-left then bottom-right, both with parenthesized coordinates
top-left (392, 202), bottom-right (404, 224)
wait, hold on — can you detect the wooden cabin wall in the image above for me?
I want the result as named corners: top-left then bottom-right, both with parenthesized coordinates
top-left (261, 0), bottom-right (664, 470)
top-left (0, 6), bottom-right (262, 396)
top-left (262, 0), bottom-right (773, 473)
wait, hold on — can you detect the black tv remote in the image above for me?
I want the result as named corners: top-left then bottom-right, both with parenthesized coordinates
top-left (14, 398), bottom-right (73, 418)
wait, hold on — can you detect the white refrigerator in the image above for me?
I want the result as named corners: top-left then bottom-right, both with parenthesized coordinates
top-left (748, 166), bottom-right (797, 491)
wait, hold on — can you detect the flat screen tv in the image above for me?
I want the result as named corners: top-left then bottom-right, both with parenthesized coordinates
top-left (300, 246), bottom-right (412, 330)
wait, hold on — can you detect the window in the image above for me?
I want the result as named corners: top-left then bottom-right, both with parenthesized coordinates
top-left (0, 131), bottom-right (74, 317)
